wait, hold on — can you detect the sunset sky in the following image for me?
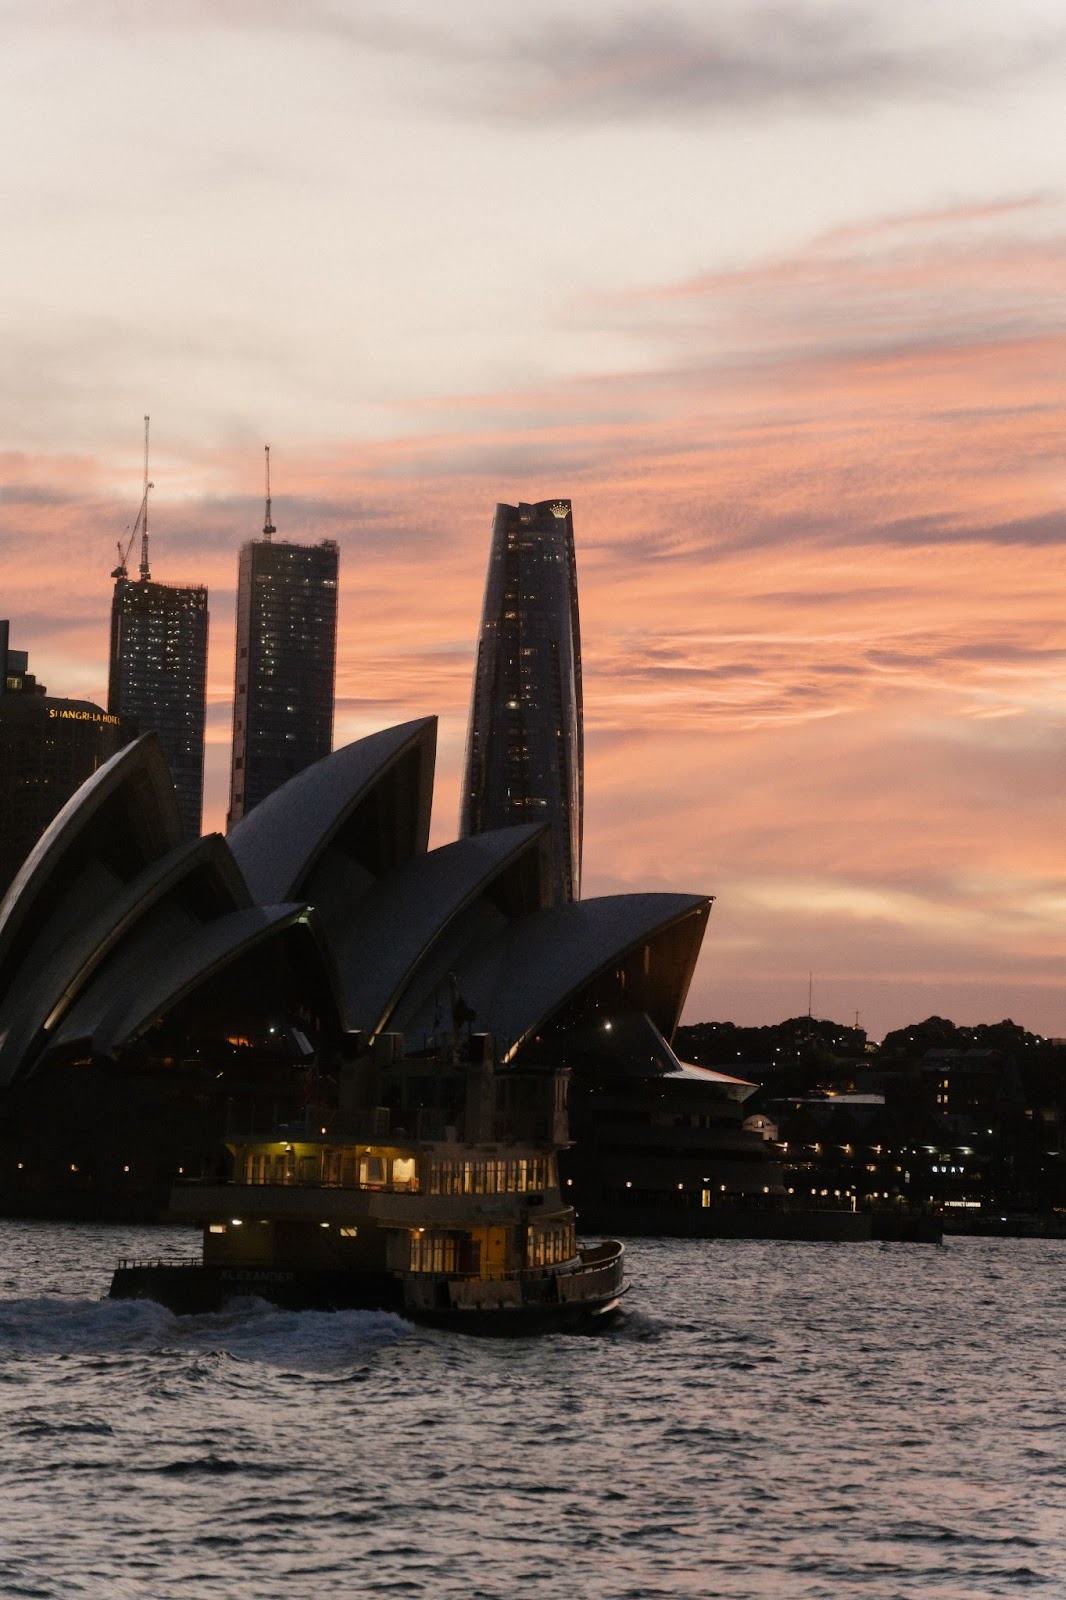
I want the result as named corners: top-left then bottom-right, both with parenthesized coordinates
top-left (2, 0), bottom-right (1065, 1039)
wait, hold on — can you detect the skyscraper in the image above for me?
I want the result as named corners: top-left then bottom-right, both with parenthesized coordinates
top-left (226, 451), bottom-right (339, 827)
top-left (1, 623), bottom-right (128, 894)
top-left (460, 498), bottom-right (583, 905)
top-left (107, 421), bottom-right (208, 840)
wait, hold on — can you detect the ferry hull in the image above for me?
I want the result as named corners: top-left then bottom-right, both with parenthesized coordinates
top-left (109, 1260), bottom-right (627, 1335)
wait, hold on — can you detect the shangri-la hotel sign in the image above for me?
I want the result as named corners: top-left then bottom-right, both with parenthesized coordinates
top-left (48, 707), bottom-right (122, 727)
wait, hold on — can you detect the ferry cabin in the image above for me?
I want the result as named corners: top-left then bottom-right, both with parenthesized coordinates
top-left (173, 1130), bottom-right (578, 1284)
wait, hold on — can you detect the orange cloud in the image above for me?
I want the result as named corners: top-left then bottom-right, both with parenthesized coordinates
top-left (2, 204), bottom-right (1065, 1036)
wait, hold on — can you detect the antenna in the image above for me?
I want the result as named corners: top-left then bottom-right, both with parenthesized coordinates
top-left (138, 415), bottom-right (152, 580)
top-left (263, 444), bottom-right (276, 541)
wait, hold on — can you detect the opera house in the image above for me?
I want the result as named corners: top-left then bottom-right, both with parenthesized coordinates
top-left (0, 718), bottom-right (776, 1219)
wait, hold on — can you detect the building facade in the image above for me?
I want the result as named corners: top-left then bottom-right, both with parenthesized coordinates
top-left (460, 499), bottom-right (583, 904)
top-left (227, 537), bottom-right (339, 827)
top-left (0, 624), bottom-right (127, 896)
top-left (108, 577), bottom-right (209, 839)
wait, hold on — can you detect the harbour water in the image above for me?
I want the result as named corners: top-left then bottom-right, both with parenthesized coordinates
top-left (1, 1223), bottom-right (1062, 1599)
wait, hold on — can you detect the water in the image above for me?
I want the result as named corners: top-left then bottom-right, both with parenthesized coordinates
top-left (0, 1224), bottom-right (1062, 1599)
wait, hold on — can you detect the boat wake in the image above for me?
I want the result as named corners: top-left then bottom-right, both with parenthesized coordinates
top-left (0, 1292), bottom-right (412, 1370)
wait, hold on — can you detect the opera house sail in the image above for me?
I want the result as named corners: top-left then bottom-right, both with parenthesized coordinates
top-left (460, 499), bottom-right (583, 905)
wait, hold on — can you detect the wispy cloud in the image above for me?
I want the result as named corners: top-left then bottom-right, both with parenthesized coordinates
top-left (13, 1), bottom-right (1066, 123)
top-left (478, 4), bottom-right (1066, 122)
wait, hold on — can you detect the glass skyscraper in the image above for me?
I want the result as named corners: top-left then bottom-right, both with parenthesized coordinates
top-left (108, 577), bottom-right (209, 839)
top-left (227, 536), bottom-right (339, 827)
top-left (460, 499), bottom-right (583, 905)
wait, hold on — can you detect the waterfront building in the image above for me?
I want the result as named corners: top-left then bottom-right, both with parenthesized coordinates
top-left (108, 577), bottom-right (208, 840)
top-left (226, 472), bottom-right (339, 826)
top-left (460, 499), bottom-right (583, 905)
top-left (0, 623), bottom-right (127, 897)
top-left (0, 719), bottom-right (710, 1217)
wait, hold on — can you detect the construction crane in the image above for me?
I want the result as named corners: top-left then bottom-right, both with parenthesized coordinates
top-left (263, 443), bottom-right (276, 541)
top-left (111, 415), bottom-right (153, 580)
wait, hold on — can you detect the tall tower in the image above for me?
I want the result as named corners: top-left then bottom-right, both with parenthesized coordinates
top-left (226, 450), bottom-right (339, 827)
top-left (461, 499), bottom-right (583, 904)
top-left (107, 420), bottom-right (209, 839)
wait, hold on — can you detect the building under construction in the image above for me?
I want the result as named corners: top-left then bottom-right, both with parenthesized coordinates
top-left (106, 418), bottom-right (209, 839)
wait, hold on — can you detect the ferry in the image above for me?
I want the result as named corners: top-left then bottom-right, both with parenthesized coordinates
top-left (110, 1049), bottom-right (628, 1333)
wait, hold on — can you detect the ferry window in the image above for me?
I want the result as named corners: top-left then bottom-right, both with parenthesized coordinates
top-left (359, 1156), bottom-right (385, 1186)
top-left (339, 1226), bottom-right (358, 1238)
top-left (392, 1158), bottom-right (416, 1188)
top-left (208, 1224), bottom-right (226, 1234)
top-left (409, 1233), bottom-right (458, 1273)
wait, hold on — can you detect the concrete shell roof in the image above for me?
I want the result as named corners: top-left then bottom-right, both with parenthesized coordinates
top-left (334, 823), bottom-right (549, 1034)
top-left (53, 903), bottom-right (321, 1058)
top-left (0, 734), bottom-right (182, 1004)
top-left (227, 718), bottom-right (436, 905)
top-left (0, 833), bottom-right (250, 1088)
top-left (402, 892), bottom-right (711, 1060)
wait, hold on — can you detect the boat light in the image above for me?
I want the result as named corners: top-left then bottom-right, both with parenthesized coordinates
top-left (231, 1218), bottom-right (243, 1226)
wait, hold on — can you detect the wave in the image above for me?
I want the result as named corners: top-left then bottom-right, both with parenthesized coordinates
top-left (0, 1293), bottom-right (412, 1369)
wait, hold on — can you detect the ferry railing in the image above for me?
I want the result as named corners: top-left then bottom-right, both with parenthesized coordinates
top-left (176, 1175), bottom-right (422, 1195)
top-left (115, 1256), bottom-right (201, 1271)
top-left (402, 1239), bottom-right (624, 1287)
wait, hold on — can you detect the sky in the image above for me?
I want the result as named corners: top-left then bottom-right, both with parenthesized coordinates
top-left (2, 0), bottom-right (1065, 1040)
